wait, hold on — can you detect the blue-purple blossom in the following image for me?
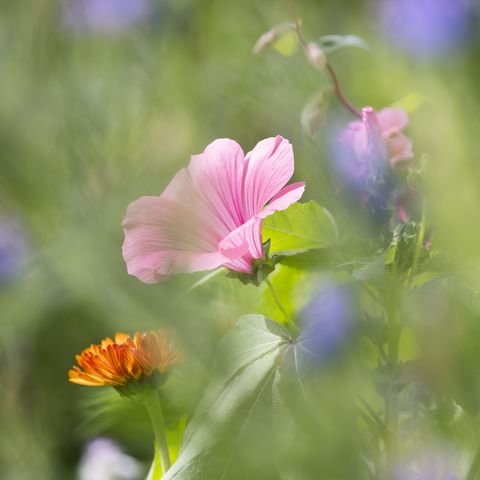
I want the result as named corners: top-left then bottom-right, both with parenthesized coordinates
top-left (78, 437), bottom-right (142, 480)
top-left (297, 282), bottom-right (356, 367)
top-left (392, 449), bottom-right (461, 480)
top-left (63, 0), bottom-right (153, 33)
top-left (376, 0), bottom-right (473, 59)
top-left (0, 217), bottom-right (29, 284)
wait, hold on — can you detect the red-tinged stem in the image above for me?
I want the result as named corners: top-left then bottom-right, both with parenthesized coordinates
top-left (326, 63), bottom-right (362, 119)
top-left (287, 0), bottom-right (362, 119)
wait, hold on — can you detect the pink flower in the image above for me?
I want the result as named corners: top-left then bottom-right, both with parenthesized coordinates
top-left (341, 106), bottom-right (413, 169)
top-left (122, 136), bottom-right (305, 283)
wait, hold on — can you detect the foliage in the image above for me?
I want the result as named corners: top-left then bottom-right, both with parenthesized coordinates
top-left (2, 0), bottom-right (480, 479)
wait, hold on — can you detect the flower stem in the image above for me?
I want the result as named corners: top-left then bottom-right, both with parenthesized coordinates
top-left (467, 441), bottom-right (480, 480)
top-left (325, 63), bottom-right (362, 119)
top-left (265, 278), bottom-right (298, 333)
top-left (286, 0), bottom-right (361, 119)
top-left (143, 389), bottom-right (171, 478)
top-left (407, 198), bottom-right (427, 288)
top-left (385, 298), bottom-right (401, 471)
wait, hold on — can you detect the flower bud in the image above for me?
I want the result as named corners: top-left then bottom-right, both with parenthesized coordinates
top-left (306, 42), bottom-right (327, 70)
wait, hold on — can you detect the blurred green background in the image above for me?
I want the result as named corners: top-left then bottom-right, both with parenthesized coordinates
top-left (1, 0), bottom-right (480, 478)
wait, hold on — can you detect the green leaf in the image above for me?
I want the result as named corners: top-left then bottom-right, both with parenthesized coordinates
top-left (411, 270), bottom-right (443, 288)
top-left (449, 279), bottom-right (480, 314)
top-left (316, 35), bottom-right (369, 54)
top-left (398, 326), bottom-right (421, 362)
top-left (272, 30), bottom-right (298, 57)
top-left (252, 23), bottom-right (296, 55)
top-left (262, 201), bottom-right (338, 255)
top-left (300, 89), bottom-right (330, 138)
top-left (391, 92), bottom-right (426, 114)
top-left (162, 315), bottom-right (291, 480)
top-left (279, 249), bottom-right (336, 270)
top-left (257, 265), bottom-right (309, 322)
top-left (352, 254), bottom-right (386, 283)
top-left (384, 244), bottom-right (397, 266)
top-left (166, 314), bottom-right (362, 479)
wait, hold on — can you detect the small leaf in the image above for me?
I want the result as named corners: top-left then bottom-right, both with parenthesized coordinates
top-left (316, 34), bottom-right (369, 54)
top-left (300, 89), bottom-right (331, 138)
top-left (253, 23), bottom-right (296, 54)
top-left (262, 200), bottom-right (339, 255)
top-left (384, 245), bottom-right (397, 266)
top-left (273, 30), bottom-right (298, 57)
top-left (398, 326), bottom-right (421, 362)
top-left (352, 254), bottom-right (386, 283)
top-left (280, 249), bottom-right (336, 270)
top-left (449, 279), bottom-right (480, 314)
top-left (391, 92), bottom-right (426, 114)
top-left (384, 225), bottom-right (402, 266)
top-left (411, 270), bottom-right (443, 288)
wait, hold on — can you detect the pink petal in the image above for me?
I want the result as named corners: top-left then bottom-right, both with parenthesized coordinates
top-left (161, 168), bottom-right (195, 202)
top-left (219, 217), bottom-right (264, 273)
top-left (340, 120), bottom-right (363, 147)
top-left (187, 139), bottom-right (246, 236)
top-left (363, 107), bottom-right (388, 164)
top-left (340, 121), bottom-right (368, 166)
top-left (242, 136), bottom-right (295, 219)
top-left (218, 182), bottom-right (306, 273)
top-left (258, 182), bottom-right (306, 219)
top-left (122, 136), bottom-right (305, 281)
top-left (396, 203), bottom-right (410, 223)
top-left (387, 133), bottom-right (413, 166)
top-left (122, 196), bottom-right (226, 283)
top-left (377, 108), bottom-right (409, 135)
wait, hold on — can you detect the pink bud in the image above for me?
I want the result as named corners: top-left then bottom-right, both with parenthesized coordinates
top-left (306, 42), bottom-right (327, 70)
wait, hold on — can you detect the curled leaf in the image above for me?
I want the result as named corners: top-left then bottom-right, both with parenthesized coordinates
top-left (391, 92), bottom-right (426, 114)
top-left (253, 22), bottom-right (296, 55)
top-left (316, 34), bottom-right (369, 54)
top-left (300, 88), bottom-right (331, 137)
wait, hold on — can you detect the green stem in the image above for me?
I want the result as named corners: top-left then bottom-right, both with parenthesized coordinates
top-left (385, 301), bottom-right (402, 471)
top-left (143, 389), bottom-right (170, 478)
top-left (467, 442), bottom-right (480, 480)
top-left (265, 278), bottom-right (298, 333)
top-left (407, 198), bottom-right (427, 288)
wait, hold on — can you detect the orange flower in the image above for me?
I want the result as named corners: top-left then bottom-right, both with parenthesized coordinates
top-left (69, 331), bottom-right (181, 390)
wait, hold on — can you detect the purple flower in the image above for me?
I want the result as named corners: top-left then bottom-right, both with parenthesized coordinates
top-left (297, 282), bottom-right (356, 367)
top-left (0, 217), bottom-right (29, 284)
top-left (78, 437), bottom-right (142, 480)
top-left (393, 449), bottom-right (460, 480)
top-left (327, 109), bottom-right (408, 226)
top-left (63, 0), bottom-right (153, 33)
top-left (376, 0), bottom-right (473, 59)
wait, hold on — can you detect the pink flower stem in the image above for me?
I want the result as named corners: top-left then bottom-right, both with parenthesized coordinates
top-left (287, 0), bottom-right (362, 119)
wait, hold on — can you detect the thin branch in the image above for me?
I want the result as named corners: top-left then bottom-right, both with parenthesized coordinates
top-left (326, 63), bottom-right (362, 119)
top-left (287, 0), bottom-right (362, 119)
